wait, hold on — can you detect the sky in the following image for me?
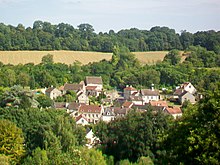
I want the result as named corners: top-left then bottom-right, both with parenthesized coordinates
top-left (0, 0), bottom-right (220, 33)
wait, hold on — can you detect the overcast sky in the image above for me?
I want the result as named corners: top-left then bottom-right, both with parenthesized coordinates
top-left (0, 0), bottom-right (220, 33)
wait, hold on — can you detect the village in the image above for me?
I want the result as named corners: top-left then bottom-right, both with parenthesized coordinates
top-left (38, 76), bottom-right (200, 147)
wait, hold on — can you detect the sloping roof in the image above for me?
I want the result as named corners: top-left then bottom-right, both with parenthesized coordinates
top-left (173, 89), bottom-right (184, 96)
top-left (68, 102), bottom-right (81, 110)
top-left (180, 82), bottom-right (190, 89)
top-left (165, 106), bottom-right (182, 114)
top-left (122, 101), bottom-right (133, 108)
top-left (103, 108), bottom-right (115, 116)
top-left (64, 83), bottom-right (83, 91)
top-left (79, 105), bottom-right (102, 113)
top-left (86, 86), bottom-right (98, 90)
top-left (149, 100), bottom-right (168, 108)
top-left (86, 76), bottom-right (103, 85)
top-left (54, 102), bottom-right (66, 109)
top-left (140, 89), bottom-right (159, 96)
top-left (112, 107), bottom-right (130, 115)
top-left (75, 114), bottom-right (88, 122)
top-left (45, 87), bottom-right (55, 93)
top-left (124, 86), bottom-right (136, 91)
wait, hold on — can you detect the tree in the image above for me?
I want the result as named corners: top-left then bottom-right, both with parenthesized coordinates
top-left (162, 85), bottom-right (220, 164)
top-left (163, 49), bottom-right (181, 65)
top-left (36, 94), bottom-right (53, 108)
top-left (17, 72), bottom-right (30, 88)
top-left (41, 54), bottom-right (54, 64)
top-left (95, 110), bottom-right (171, 162)
top-left (0, 119), bottom-right (25, 164)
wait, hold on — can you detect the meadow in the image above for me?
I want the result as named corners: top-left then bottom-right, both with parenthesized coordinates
top-left (0, 50), bottom-right (175, 65)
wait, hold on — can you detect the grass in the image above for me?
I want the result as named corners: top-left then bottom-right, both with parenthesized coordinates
top-left (0, 50), bottom-right (185, 65)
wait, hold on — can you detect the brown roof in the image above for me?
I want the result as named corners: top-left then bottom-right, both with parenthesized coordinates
top-left (165, 106), bottom-right (182, 114)
top-left (122, 101), bottom-right (133, 108)
top-left (112, 107), bottom-right (130, 115)
top-left (75, 114), bottom-right (88, 122)
top-left (173, 89), bottom-right (184, 96)
top-left (149, 101), bottom-right (168, 108)
top-left (79, 105), bottom-right (102, 113)
top-left (68, 102), bottom-right (81, 110)
top-left (54, 102), bottom-right (66, 109)
top-left (64, 83), bottom-right (83, 91)
top-left (86, 76), bottom-right (103, 85)
top-left (124, 86), bottom-right (136, 91)
top-left (45, 87), bottom-right (55, 93)
top-left (140, 89), bottom-right (159, 96)
top-left (86, 86), bottom-right (98, 90)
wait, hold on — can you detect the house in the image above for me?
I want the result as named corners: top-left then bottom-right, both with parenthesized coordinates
top-left (140, 87), bottom-right (160, 104)
top-left (85, 76), bottom-right (103, 91)
top-left (111, 107), bottom-right (131, 117)
top-left (75, 114), bottom-right (89, 126)
top-left (129, 95), bottom-right (144, 105)
top-left (45, 87), bottom-right (62, 100)
top-left (78, 104), bottom-right (104, 124)
top-left (123, 85), bottom-right (138, 100)
top-left (164, 106), bottom-right (182, 119)
top-left (180, 82), bottom-right (196, 94)
top-left (53, 102), bottom-right (67, 109)
top-left (77, 92), bottom-right (89, 104)
top-left (149, 100), bottom-right (168, 108)
top-left (63, 83), bottom-right (85, 95)
top-left (86, 86), bottom-right (100, 97)
top-left (85, 129), bottom-right (99, 149)
top-left (179, 91), bottom-right (196, 104)
top-left (67, 102), bottom-right (82, 114)
top-left (122, 101), bottom-right (134, 108)
top-left (101, 108), bottom-right (115, 123)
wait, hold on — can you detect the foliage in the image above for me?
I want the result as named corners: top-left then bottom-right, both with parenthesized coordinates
top-left (0, 119), bottom-right (25, 164)
top-left (95, 110), bottom-right (171, 162)
top-left (163, 49), bottom-right (181, 65)
top-left (36, 94), bottom-right (53, 108)
top-left (161, 86), bottom-right (220, 164)
top-left (0, 21), bottom-right (219, 52)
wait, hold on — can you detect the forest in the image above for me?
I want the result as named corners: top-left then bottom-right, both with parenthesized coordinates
top-left (0, 21), bottom-right (220, 53)
top-left (0, 21), bottom-right (220, 164)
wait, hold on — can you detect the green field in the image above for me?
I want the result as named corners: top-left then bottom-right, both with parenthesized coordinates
top-left (0, 50), bottom-right (183, 65)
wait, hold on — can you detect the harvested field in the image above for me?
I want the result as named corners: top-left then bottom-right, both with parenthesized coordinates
top-left (0, 50), bottom-right (185, 65)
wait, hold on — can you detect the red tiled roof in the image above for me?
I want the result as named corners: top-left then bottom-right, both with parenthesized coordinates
top-left (79, 105), bottom-right (102, 113)
top-left (165, 107), bottom-right (182, 114)
top-left (122, 101), bottom-right (133, 108)
top-left (86, 76), bottom-right (103, 85)
top-left (149, 101), bottom-right (168, 108)
top-left (124, 86), bottom-right (136, 91)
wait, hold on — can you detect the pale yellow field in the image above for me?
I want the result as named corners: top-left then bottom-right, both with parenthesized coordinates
top-left (0, 51), bottom-right (113, 65)
top-left (134, 51), bottom-right (168, 64)
top-left (0, 50), bottom-right (184, 65)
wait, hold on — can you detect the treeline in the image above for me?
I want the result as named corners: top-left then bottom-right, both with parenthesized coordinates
top-left (0, 46), bottom-right (220, 92)
top-left (0, 21), bottom-right (220, 52)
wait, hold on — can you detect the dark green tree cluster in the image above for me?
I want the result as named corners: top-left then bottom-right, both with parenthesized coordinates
top-left (0, 106), bottom-right (109, 164)
top-left (94, 109), bottom-right (172, 163)
top-left (0, 21), bottom-right (219, 51)
top-left (160, 85), bottom-right (220, 164)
